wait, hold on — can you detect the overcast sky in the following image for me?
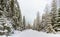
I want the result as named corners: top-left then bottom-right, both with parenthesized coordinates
top-left (17, 0), bottom-right (52, 24)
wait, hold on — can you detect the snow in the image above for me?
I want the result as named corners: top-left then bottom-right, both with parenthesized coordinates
top-left (0, 30), bottom-right (8, 33)
top-left (0, 29), bottom-right (60, 37)
top-left (0, 35), bottom-right (7, 37)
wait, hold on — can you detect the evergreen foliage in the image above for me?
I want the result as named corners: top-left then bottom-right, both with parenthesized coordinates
top-left (0, 0), bottom-right (22, 35)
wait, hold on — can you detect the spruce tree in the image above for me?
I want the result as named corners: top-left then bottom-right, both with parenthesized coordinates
top-left (42, 5), bottom-right (49, 32)
top-left (0, 0), bottom-right (13, 35)
top-left (12, 0), bottom-right (22, 30)
top-left (35, 12), bottom-right (41, 31)
top-left (51, 0), bottom-right (57, 26)
top-left (0, 0), bottom-right (22, 35)
top-left (22, 16), bottom-right (26, 30)
top-left (33, 19), bottom-right (36, 30)
top-left (50, 0), bottom-right (57, 32)
top-left (54, 8), bottom-right (60, 32)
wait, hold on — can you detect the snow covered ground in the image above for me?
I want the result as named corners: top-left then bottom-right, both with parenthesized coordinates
top-left (0, 29), bottom-right (60, 37)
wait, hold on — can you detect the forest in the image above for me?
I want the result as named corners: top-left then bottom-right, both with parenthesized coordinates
top-left (0, 0), bottom-right (60, 36)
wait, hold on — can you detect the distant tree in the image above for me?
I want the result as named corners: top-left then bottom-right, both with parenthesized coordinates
top-left (26, 23), bottom-right (31, 29)
top-left (32, 19), bottom-right (36, 30)
top-left (22, 16), bottom-right (26, 30)
top-left (34, 12), bottom-right (42, 31)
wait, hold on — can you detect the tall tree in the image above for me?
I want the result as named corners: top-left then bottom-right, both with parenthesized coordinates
top-left (0, 0), bottom-right (13, 35)
top-left (33, 19), bottom-right (36, 30)
top-left (35, 12), bottom-right (41, 31)
top-left (54, 8), bottom-right (60, 32)
top-left (42, 5), bottom-right (50, 32)
top-left (42, 4), bottom-right (56, 33)
top-left (11, 0), bottom-right (22, 30)
top-left (22, 16), bottom-right (26, 30)
top-left (51, 0), bottom-right (57, 26)
top-left (50, 0), bottom-right (57, 32)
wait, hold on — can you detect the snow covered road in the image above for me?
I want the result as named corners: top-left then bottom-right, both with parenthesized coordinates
top-left (0, 29), bottom-right (60, 37)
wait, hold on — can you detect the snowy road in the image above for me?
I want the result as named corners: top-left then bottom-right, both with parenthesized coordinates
top-left (0, 29), bottom-right (60, 37)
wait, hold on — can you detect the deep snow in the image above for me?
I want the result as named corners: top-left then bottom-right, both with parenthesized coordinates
top-left (0, 29), bottom-right (60, 37)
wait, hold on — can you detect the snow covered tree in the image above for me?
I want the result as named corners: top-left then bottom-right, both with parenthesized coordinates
top-left (51, 0), bottom-right (57, 26)
top-left (12, 0), bottom-right (22, 30)
top-left (10, 0), bottom-right (22, 30)
top-left (0, 12), bottom-right (13, 35)
top-left (41, 4), bottom-right (56, 33)
top-left (42, 5), bottom-right (49, 32)
top-left (42, 12), bottom-right (51, 32)
top-left (53, 0), bottom-right (60, 32)
top-left (0, 0), bottom-right (22, 35)
top-left (50, 0), bottom-right (57, 32)
top-left (34, 12), bottom-right (42, 31)
top-left (54, 8), bottom-right (60, 32)
top-left (22, 16), bottom-right (26, 30)
top-left (32, 19), bottom-right (36, 30)
top-left (0, 0), bottom-right (13, 35)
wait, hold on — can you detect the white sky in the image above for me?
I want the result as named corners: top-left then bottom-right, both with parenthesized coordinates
top-left (17, 0), bottom-right (52, 24)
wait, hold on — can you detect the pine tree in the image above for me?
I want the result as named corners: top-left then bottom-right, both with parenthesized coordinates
top-left (32, 19), bottom-right (36, 30)
top-left (35, 12), bottom-right (41, 31)
top-left (0, 0), bottom-right (23, 35)
top-left (54, 8), bottom-right (60, 32)
top-left (42, 5), bottom-right (49, 31)
top-left (42, 4), bottom-right (56, 33)
top-left (14, 0), bottom-right (22, 23)
top-left (22, 16), bottom-right (26, 30)
top-left (0, 0), bottom-right (13, 35)
top-left (12, 0), bottom-right (22, 30)
top-left (51, 0), bottom-right (57, 26)
top-left (50, 0), bottom-right (57, 32)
